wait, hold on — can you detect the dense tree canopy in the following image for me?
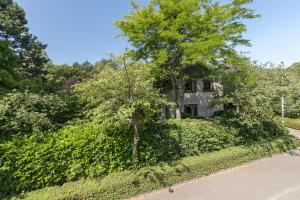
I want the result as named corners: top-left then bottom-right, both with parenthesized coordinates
top-left (0, 90), bottom-right (70, 135)
top-left (75, 58), bottom-right (167, 161)
top-left (0, 40), bottom-right (18, 93)
top-left (116, 0), bottom-right (258, 119)
top-left (0, 0), bottom-right (49, 78)
top-left (45, 63), bottom-right (94, 92)
top-left (218, 64), bottom-right (278, 125)
top-left (283, 63), bottom-right (300, 116)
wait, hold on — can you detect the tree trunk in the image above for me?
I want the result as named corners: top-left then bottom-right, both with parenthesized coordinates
top-left (171, 77), bottom-right (184, 120)
top-left (175, 107), bottom-right (181, 119)
top-left (177, 76), bottom-right (185, 119)
top-left (132, 120), bottom-right (140, 163)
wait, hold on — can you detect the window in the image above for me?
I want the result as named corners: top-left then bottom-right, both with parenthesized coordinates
top-left (203, 79), bottom-right (214, 92)
top-left (184, 104), bottom-right (198, 117)
top-left (185, 80), bottom-right (196, 93)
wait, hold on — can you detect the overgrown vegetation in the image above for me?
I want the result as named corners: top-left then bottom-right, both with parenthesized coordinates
top-left (0, 90), bottom-right (74, 136)
top-left (15, 136), bottom-right (299, 200)
top-left (75, 59), bottom-right (167, 162)
top-left (1, 0), bottom-right (300, 199)
top-left (285, 62), bottom-right (300, 117)
top-left (0, 118), bottom-right (288, 197)
top-left (0, 119), bottom-right (257, 196)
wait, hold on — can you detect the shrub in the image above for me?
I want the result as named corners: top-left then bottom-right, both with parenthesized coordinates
top-left (0, 90), bottom-right (72, 136)
top-left (162, 119), bottom-right (240, 155)
top-left (0, 122), bottom-right (179, 196)
top-left (19, 136), bottom-right (299, 200)
top-left (212, 112), bottom-right (287, 142)
top-left (0, 119), bottom-right (287, 196)
top-left (240, 121), bottom-right (288, 141)
top-left (0, 124), bottom-right (124, 195)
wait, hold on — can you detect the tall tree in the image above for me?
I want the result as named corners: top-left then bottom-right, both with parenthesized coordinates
top-left (0, 40), bottom-right (18, 94)
top-left (0, 0), bottom-right (49, 78)
top-left (75, 58), bottom-right (166, 162)
top-left (45, 63), bottom-right (94, 92)
top-left (115, 0), bottom-right (258, 119)
top-left (218, 63), bottom-right (278, 124)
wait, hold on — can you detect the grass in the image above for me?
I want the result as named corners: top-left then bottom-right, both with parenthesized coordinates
top-left (275, 117), bottom-right (300, 130)
top-left (13, 135), bottom-right (299, 200)
top-left (284, 117), bottom-right (300, 130)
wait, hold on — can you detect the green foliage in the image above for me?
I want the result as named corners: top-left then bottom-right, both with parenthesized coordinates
top-left (0, 0), bottom-right (49, 78)
top-left (0, 119), bottom-right (246, 196)
top-left (115, 0), bottom-right (258, 118)
top-left (0, 90), bottom-right (69, 135)
top-left (0, 40), bottom-right (19, 92)
top-left (18, 136), bottom-right (299, 200)
top-left (287, 62), bottom-right (300, 77)
top-left (116, 0), bottom-right (258, 65)
top-left (213, 112), bottom-right (287, 142)
top-left (75, 57), bottom-right (168, 161)
top-left (0, 124), bottom-right (99, 195)
top-left (284, 63), bottom-right (300, 117)
top-left (94, 55), bottom-right (121, 72)
top-left (75, 59), bottom-right (165, 124)
top-left (163, 119), bottom-right (239, 155)
top-left (222, 62), bottom-right (300, 119)
top-left (216, 63), bottom-right (289, 133)
top-left (45, 63), bottom-right (93, 92)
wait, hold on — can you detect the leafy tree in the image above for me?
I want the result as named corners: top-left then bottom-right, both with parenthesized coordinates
top-left (75, 58), bottom-right (167, 162)
top-left (115, 0), bottom-right (258, 119)
top-left (216, 58), bottom-right (300, 122)
top-left (284, 82), bottom-right (300, 117)
top-left (287, 62), bottom-right (300, 78)
top-left (0, 0), bottom-right (49, 78)
top-left (217, 62), bottom-right (291, 128)
top-left (239, 63), bottom-right (300, 119)
top-left (285, 62), bottom-right (300, 116)
top-left (45, 63), bottom-right (93, 92)
top-left (0, 90), bottom-right (70, 135)
top-left (94, 55), bottom-right (121, 72)
top-left (0, 40), bottom-right (19, 94)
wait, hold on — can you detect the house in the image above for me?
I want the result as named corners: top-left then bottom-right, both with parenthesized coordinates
top-left (161, 78), bottom-right (223, 119)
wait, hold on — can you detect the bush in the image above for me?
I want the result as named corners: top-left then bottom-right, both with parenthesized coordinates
top-left (212, 112), bottom-right (287, 142)
top-left (240, 121), bottom-right (288, 141)
top-left (17, 136), bottom-right (300, 200)
top-left (0, 119), bottom-right (240, 196)
top-left (0, 90), bottom-right (73, 136)
top-left (163, 119), bottom-right (240, 155)
top-left (0, 124), bottom-right (126, 195)
top-left (0, 119), bottom-right (288, 196)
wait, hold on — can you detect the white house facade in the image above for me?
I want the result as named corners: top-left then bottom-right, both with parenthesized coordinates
top-left (161, 78), bottom-right (223, 119)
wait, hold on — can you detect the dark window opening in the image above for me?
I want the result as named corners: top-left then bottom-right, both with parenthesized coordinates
top-left (203, 80), bottom-right (214, 92)
top-left (184, 104), bottom-right (198, 117)
top-left (185, 80), bottom-right (196, 93)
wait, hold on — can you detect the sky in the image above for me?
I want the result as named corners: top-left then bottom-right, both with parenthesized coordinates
top-left (15, 0), bottom-right (300, 66)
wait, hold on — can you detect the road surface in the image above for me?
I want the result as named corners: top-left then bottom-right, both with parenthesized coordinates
top-left (132, 129), bottom-right (300, 200)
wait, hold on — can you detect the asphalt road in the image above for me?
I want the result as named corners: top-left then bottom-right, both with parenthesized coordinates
top-left (132, 129), bottom-right (300, 200)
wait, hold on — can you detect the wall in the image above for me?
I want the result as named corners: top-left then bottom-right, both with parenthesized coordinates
top-left (161, 78), bottom-right (223, 119)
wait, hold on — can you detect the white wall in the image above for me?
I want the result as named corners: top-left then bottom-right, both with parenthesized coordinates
top-left (163, 78), bottom-right (223, 118)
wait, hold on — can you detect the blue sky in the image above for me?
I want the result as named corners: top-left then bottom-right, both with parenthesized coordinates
top-left (16, 0), bottom-right (300, 66)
